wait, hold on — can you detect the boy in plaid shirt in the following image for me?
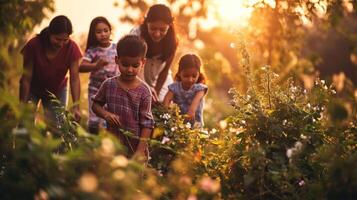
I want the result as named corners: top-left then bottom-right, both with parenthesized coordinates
top-left (92, 35), bottom-right (154, 158)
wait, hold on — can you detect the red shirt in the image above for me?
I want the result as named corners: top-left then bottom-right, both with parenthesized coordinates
top-left (21, 36), bottom-right (82, 97)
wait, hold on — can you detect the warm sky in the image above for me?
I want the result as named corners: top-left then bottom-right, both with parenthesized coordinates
top-left (35, 0), bottom-right (132, 42)
top-left (34, 0), bottom-right (263, 43)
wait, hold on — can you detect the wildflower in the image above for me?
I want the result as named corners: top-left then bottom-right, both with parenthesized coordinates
top-left (187, 195), bottom-right (197, 200)
top-left (300, 134), bottom-right (307, 139)
top-left (331, 89), bottom-right (337, 94)
top-left (298, 180), bottom-right (305, 186)
top-left (161, 137), bottom-right (170, 144)
top-left (286, 149), bottom-right (294, 158)
top-left (113, 169), bottom-right (126, 180)
top-left (241, 120), bottom-right (246, 125)
top-left (199, 177), bottom-right (220, 193)
top-left (78, 172), bottom-right (98, 192)
top-left (219, 120), bottom-right (227, 129)
top-left (321, 80), bottom-right (325, 84)
top-left (303, 89), bottom-right (307, 94)
top-left (34, 189), bottom-right (48, 200)
top-left (307, 103), bottom-right (311, 108)
top-left (171, 127), bottom-right (176, 131)
top-left (323, 85), bottom-right (328, 90)
top-left (111, 155), bottom-right (128, 168)
top-left (12, 127), bottom-right (28, 135)
top-left (101, 138), bottom-right (115, 156)
top-left (229, 42), bottom-right (236, 49)
top-left (211, 128), bottom-right (217, 134)
top-left (294, 141), bottom-right (303, 151)
top-left (162, 113), bottom-right (171, 120)
top-left (283, 119), bottom-right (287, 126)
top-left (185, 123), bottom-right (191, 129)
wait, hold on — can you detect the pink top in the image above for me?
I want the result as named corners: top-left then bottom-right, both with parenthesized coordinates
top-left (21, 36), bottom-right (82, 97)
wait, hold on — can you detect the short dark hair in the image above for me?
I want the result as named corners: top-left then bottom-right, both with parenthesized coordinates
top-left (116, 35), bottom-right (147, 58)
top-left (38, 15), bottom-right (73, 48)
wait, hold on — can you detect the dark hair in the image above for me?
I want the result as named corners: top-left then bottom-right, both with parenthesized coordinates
top-left (175, 54), bottom-right (206, 84)
top-left (86, 16), bottom-right (112, 50)
top-left (117, 35), bottom-right (147, 58)
top-left (139, 4), bottom-right (178, 61)
top-left (38, 15), bottom-right (73, 48)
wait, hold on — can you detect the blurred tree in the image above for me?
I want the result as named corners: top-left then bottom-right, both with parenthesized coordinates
top-left (0, 0), bottom-right (54, 89)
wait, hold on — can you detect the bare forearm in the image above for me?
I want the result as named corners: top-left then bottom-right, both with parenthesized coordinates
top-left (79, 62), bottom-right (97, 72)
top-left (19, 77), bottom-right (30, 102)
top-left (92, 102), bottom-right (108, 119)
top-left (137, 128), bottom-right (152, 150)
top-left (188, 91), bottom-right (205, 113)
top-left (155, 70), bottom-right (169, 93)
top-left (70, 76), bottom-right (80, 107)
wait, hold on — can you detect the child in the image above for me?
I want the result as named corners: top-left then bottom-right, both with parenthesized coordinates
top-left (92, 35), bottom-right (154, 158)
top-left (80, 16), bottom-right (119, 134)
top-left (163, 54), bottom-right (208, 128)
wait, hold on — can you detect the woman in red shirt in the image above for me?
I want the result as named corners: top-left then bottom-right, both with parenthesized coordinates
top-left (19, 15), bottom-right (82, 126)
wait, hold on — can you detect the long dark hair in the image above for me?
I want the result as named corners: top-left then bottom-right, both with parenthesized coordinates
top-left (175, 54), bottom-right (206, 84)
top-left (86, 16), bottom-right (112, 50)
top-left (139, 4), bottom-right (178, 61)
top-left (38, 15), bottom-right (73, 48)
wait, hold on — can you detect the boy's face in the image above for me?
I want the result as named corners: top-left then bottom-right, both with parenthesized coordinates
top-left (115, 56), bottom-right (145, 81)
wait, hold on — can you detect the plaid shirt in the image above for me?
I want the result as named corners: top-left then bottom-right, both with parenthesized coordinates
top-left (93, 76), bottom-right (154, 154)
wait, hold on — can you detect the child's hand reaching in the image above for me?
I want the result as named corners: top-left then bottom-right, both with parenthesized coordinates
top-left (186, 109), bottom-right (196, 121)
top-left (94, 57), bottom-right (109, 69)
top-left (104, 112), bottom-right (121, 127)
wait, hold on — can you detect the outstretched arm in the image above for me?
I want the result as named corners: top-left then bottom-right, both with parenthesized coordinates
top-left (79, 58), bottom-right (108, 72)
top-left (19, 56), bottom-right (34, 102)
top-left (69, 58), bottom-right (81, 121)
top-left (186, 91), bottom-right (205, 121)
top-left (154, 54), bottom-right (174, 95)
top-left (163, 90), bottom-right (174, 107)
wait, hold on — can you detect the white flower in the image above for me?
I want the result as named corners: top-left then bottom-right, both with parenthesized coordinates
top-left (241, 120), bottom-right (246, 125)
top-left (162, 113), bottom-right (171, 120)
top-left (171, 127), bottom-right (176, 131)
top-left (303, 89), bottom-right (307, 94)
top-left (211, 128), bottom-right (217, 134)
top-left (331, 89), bottom-right (337, 94)
top-left (185, 123), bottom-right (191, 129)
top-left (111, 155), bottom-right (128, 168)
top-left (312, 118), bottom-right (316, 123)
top-left (307, 103), bottom-right (311, 108)
top-left (300, 134), bottom-right (307, 139)
top-left (12, 127), bottom-right (28, 135)
top-left (298, 180), bottom-right (305, 186)
top-left (294, 141), bottom-right (303, 151)
top-left (286, 149), bottom-right (294, 158)
top-left (323, 85), bottom-right (328, 90)
top-left (161, 137), bottom-right (170, 144)
top-left (321, 80), bottom-right (325, 84)
top-left (283, 119), bottom-right (288, 126)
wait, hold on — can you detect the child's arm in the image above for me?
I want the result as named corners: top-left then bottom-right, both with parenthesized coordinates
top-left (135, 128), bottom-right (151, 157)
top-left (79, 59), bottom-right (109, 72)
top-left (187, 90), bottom-right (206, 121)
top-left (92, 101), bottom-right (121, 127)
top-left (163, 90), bottom-right (174, 107)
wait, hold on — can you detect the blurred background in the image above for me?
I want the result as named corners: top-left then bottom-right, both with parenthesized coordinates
top-left (1, 0), bottom-right (356, 128)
